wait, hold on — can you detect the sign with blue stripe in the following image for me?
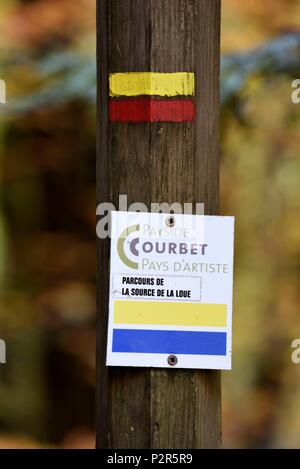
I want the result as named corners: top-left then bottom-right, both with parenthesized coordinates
top-left (106, 212), bottom-right (234, 370)
top-left (112, 330), bottom-right (227, 356)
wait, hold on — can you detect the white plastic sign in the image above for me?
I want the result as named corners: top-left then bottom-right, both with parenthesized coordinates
top-left (106, 211), bottom-right (234, 370)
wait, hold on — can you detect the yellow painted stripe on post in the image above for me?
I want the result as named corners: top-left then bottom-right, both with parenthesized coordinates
top-left (109, 72), bottom-right (195, 97)
top-left (113, 301), bottom-right (227, 327)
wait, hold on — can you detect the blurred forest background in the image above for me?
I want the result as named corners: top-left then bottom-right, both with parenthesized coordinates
top-left (0, 0), bottom-right (300, 448)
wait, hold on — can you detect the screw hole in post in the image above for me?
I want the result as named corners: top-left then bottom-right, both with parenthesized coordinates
top-left (167, 355), bottom-right (178, 366)
top-left (166, 215), bottom-right (175, 227)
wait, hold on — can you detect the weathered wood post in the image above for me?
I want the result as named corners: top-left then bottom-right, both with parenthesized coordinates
top-left (96, 0), bottom-right (221, 448)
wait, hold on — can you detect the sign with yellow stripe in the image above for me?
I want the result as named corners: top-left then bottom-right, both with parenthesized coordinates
top-left (114, 301), bottom-right (227, 327)
top-left (106, 212), bottom-right (234, 370)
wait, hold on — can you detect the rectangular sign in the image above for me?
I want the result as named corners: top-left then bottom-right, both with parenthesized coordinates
top-left (106, 211), bottom-right (234, 370)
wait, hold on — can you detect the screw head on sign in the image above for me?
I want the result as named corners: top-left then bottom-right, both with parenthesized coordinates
top-left (167, 355), bottom-right (178, 366)
top-left (166, 215), bottom-right (175, 227)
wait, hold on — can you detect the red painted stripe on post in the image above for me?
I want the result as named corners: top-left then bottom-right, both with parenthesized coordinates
top-left (109, 98), bottom-right (196, 122)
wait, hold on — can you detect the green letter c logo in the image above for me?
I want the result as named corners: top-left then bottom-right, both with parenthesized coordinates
top-left (117, 224), bottom-right (140, 269)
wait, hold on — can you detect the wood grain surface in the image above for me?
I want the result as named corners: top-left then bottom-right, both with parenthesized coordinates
top-left (96, 0), bottom-right (221, 449)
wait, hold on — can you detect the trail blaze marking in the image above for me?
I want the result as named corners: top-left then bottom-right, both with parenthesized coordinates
top-left (109, 72), bottom-right (196, 122)
top-left (109, 98), bottom-right (195, 122)
top-left (109, 72), bottom-right (195, 97)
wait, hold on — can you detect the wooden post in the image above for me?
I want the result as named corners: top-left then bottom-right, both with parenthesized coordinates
top-left (96, 0), bottom-right (221, 449)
